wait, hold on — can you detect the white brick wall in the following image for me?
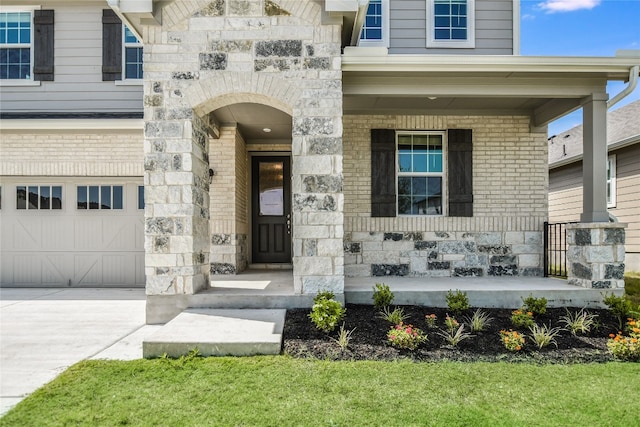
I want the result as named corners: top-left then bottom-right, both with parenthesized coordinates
top-left (0, 129), bottom-right (143, 177)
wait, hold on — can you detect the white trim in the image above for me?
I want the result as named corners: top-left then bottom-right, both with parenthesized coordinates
top-left (512, 0), bottom-right (520, 55)
top-left (115, 79), bottom-right (143, 86)
top-left (607, 154), bottom-right (616, 208)
top-left (0, 5), bottom-right (41, 12)
top-left (121, 24), bottom-right (143, 81)
top-left (358, 0), bottom-right (389, 48)
top-left (549, 136), bottom-right (640, 169)
top-left (0, 119), bottom-right (143, 130)
top-left (426, 0), bottom-right (475, 49)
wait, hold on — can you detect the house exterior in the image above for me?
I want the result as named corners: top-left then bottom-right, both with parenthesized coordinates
top-left (549, 100), bottom-right (640, 272)
top-left (1, 0), bottom-right (637, 323)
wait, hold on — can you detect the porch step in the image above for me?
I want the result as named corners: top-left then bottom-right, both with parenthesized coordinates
top-left (142, 309), bottom-right (285, 358)
top-left (345, 276), bottom-right (622, 308)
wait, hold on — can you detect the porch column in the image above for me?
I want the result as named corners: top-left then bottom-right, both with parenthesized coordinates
top-left (144, 113), bottom-right (212, 323)
top-left (580, 93), bottom-right (609, 223)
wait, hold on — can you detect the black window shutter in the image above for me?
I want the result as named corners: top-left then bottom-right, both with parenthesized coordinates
top-left (371, 129), bottom-right (397, 217)
top-left (448, 129), bottom-right (473, 217)
top-left (33, 10), bottom-right (54, 81)
top-left (102, 9), bottom-right (122, 81)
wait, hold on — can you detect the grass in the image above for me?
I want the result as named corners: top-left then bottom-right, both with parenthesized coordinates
top-left (625, 272), bottom-right (640, 307)
top-left (3, 357), bottom-right (640, 426)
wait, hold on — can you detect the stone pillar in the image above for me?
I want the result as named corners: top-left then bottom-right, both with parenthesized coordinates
top-left (144, 114), bottom-right (211, 298)
top-left (292, 121), bottom-right (344, 296)
top-left (566, 222), bottom-right (626, 289)
top-left (581, 93), bottom-right (609, 223)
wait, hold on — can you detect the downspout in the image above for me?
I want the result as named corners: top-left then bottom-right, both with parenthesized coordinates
top-left (607, 65), bottom-right (639, 109)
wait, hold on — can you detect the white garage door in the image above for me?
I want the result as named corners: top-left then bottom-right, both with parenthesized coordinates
top-left (0, 178), bottom-right (145, 287)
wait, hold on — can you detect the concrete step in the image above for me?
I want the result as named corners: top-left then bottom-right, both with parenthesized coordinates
top-left (142, 309), bottom-right (286, 358)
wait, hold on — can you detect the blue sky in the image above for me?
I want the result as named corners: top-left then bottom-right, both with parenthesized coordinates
top-left (520, 0), bottom-right (640, 135)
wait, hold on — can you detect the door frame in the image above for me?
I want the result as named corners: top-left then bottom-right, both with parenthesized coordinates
top-left (248, 151), bottom-right (292, 266)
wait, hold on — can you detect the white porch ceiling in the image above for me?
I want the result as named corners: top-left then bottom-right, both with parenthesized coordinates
top-left (212, 103), bottom-right (292, 144)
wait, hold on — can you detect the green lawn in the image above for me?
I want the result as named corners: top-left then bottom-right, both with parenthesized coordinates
top-left (626, 272), bottom-right (640, 307)
top-left (3, 357), bottom-right (639, 426)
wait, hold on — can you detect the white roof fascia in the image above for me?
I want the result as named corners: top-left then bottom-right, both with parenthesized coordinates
top-left (549, 134), bottom-right (640, 170)
top-left (341, 54), bottom-right (640, 79)
top-left (0, 119), bottom-right (144, 131)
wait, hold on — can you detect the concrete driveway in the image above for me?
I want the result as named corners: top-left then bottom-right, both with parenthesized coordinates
top-left (0, 288), bottom-right (157, 415)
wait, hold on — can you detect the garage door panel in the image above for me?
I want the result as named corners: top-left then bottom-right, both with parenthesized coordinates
top-left (75, 218), bottom-right (104, 251)
top-left (74, 255), bottom-right (102, 286)
top-left (42, 218), bottom-right (74, 251)
top-left (12, 219), bottom-right (41, 251)
top-left (104, 220), bottom-right (137, 250)
top-left (12, 255), bottom-right (42, 284)
top-left (42, 255), bottom-right (68, 285)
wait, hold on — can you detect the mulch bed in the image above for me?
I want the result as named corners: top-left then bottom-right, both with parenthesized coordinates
top-left (283, 305), bottom-right (622, 363)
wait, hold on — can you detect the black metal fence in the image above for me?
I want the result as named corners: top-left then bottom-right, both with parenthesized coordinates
top-left (544, 222), bottom-right (576, 278)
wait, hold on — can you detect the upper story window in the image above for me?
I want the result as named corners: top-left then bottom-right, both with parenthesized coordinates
top-left (123, 25), bottom-right (142, 80)
top-left (427, 0), bottom-right (475, 48)
top-left (359, 0), bottom-right (389, 48)
top-left (397, 132), bottom-right (445, 216)
top-left (0, 11), bottom-right (33, 80)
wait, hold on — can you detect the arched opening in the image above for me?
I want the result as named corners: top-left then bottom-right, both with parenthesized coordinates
top-left (207, 101), bottom-right (293, 273)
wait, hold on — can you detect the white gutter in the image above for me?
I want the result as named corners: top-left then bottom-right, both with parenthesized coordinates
top-left (607, 65), bottom-right (639, 109)
top-left (0, 119), bottom-right (144, 131)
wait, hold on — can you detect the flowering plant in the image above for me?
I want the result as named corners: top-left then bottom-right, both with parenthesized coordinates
top-left (387, 323), bottom-right (427, 350)
top-left (500, 329), bottom-right (525, 352)
top-left (607, 317), bottom-right (640, 361)
top-left (511, 310), bottom-right (535, 328)
top-left (444, 315), bottom-right (459, 333)
top-left (424, 313), bottom-right (438, 329)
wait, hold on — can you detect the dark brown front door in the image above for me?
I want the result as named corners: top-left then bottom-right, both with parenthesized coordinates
top-left (252, 156), bottom-right (291, 263)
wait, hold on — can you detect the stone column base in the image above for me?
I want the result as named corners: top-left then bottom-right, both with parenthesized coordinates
top-left (566, 222), bottom-right (627, 289)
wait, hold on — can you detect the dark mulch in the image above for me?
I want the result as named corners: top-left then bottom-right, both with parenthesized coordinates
top-left (283, 305), bottom-right (621, 363)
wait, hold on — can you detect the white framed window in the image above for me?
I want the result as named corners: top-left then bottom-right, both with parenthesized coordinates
top-left (77, 185), bottom-right (123, 210)
top-left (397, 132), bottom-right (445, 216)
top-left (359, 0), bottom-right (389, 47)
top-left (123, 25), bottom-right (142, 80)
top-left (16, 185), bottom-right (62, 210)
top-left (426, 0), bottom-right (475, 48)
top-left (0, 9), bottom-right (34, 81)
top-left (607, 154), bottom-right (616, 208)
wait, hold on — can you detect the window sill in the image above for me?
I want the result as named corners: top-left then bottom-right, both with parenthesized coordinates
top-left (114, 80), bottom-right (143, 86)
top-left (426, 40), bottom-right (476, 49)
top-left (0, 80), bottom-right (41, 87)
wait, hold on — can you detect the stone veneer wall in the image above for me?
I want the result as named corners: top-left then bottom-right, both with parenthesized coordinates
top-left (209, 127), bottom-right (248, 274)
top-left (142, 0), bottom-right (344, 295)
top-left (566, 223), bottom-right (626, 289)
top-left (343, 115), bottom-right (548, 277)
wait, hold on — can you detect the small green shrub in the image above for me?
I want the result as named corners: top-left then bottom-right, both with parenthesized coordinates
top-left (559, 308), bottom-right (598, 336)
top-left (331, 323), bottom-right (356, 351)
top-left (387, 323), bottom-right (427, 350)
top-left (603, 292), bottom-right (634, 330)
top-left (309, 292), bottom-right (346, 333)
top-left (528, 324), bottom-right (562, 350)
top-left (511, 310), bottom-right (535, 328)
top-left (372, 283), bottom-right (394, 308)
top-left (446, 289), bottom-right (470, 314)
top-left (464, 309), bottom-right (493, 332)
top-left (437, 324), bottom-right (473, 347)
top-left (521, 294), bottom-right (548, 316)
top-left (377, 306), bottom-right (409, 325)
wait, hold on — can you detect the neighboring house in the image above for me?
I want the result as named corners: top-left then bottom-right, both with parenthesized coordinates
top-left (0, 1), bottom-right (637, 323)
top-left (549, 100), bottom-right (640, 272)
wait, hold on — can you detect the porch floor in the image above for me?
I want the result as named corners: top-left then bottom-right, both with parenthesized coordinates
top-left (202, 270), bottom-right (621, 309)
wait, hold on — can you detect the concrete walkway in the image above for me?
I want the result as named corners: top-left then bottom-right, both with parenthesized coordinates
top-left (0, 288), bottom-right (156, 416)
